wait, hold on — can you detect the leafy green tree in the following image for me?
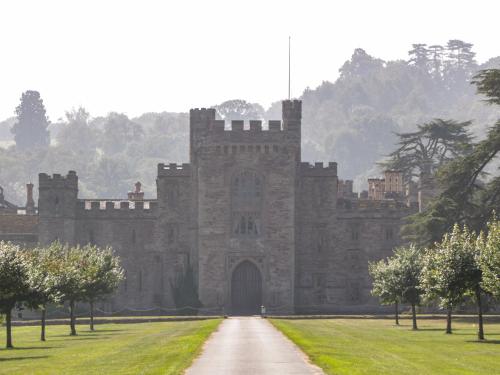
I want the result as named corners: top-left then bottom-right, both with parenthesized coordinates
top-left (406, 69), bottom-right (500, 244)
top-left (0, 242), bottom-right (30, 348)
top-left (25, 246), bottom-right (64, 341)
top-left (369, 257), bottom-right (404, 325)
top-left (392, 245), bottom-right (423, 330)
top-left (421, 225), bottom-right (476, 334)
top-left (11, 90), bottom-right (50, 150)
top-left (382, 119), bottom-right (473, 184)
top-left (478, 220), bottom-right (500, 298)
top-left (48, 243), bottom-right (87, 336)
top-left (80, 245), bottom-right (124, 331)
top-left (170, 264), bottom-right (202, 315)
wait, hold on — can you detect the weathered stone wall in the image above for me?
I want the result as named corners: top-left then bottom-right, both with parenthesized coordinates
top-left (35, 99), bottom-right (418, 315)
top-left (192, 101), bottom-right (301, 314)
top-left (296, 196), bottom-right (414, 313)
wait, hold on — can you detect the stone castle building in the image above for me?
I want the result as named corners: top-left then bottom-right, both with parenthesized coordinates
top-left (1, 100), bottom-right (417, 314)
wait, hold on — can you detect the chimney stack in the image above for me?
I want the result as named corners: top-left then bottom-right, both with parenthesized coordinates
top-left (26, 183), bottom-right (36, 215)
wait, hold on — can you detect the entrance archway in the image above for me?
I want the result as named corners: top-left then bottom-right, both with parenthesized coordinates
top-left (231, 261), bottom-right (262, 315)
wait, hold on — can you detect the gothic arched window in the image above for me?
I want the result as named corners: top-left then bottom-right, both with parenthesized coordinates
top-left (232, 170), bottom-right (263, 237)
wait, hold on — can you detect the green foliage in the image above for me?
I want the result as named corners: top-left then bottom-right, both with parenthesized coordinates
top-left (472, 69), bottom-right (500, 105)
top-left (478, 220), bottom-right (500, 297)
top-left (24, 245), bottom-right (63, 310)
top-left (0, 241), bottom-right (30, 314)
top-left (391, 245), bottom-right (424, 307)
top-left (403, 69), bottom-right (500, 245)
top-left (1, 41), bottom-right (497, 205)
top-left (79, 244), bottom-right (124, 304)
top-left (382, 119), bottom-right (473, 181)
top-left (421, 224), bottom-right (479, 309)
top-left (170, 264), bottom-right (201, 315)
top-left (369, 257), bottom-right (403, 306)
top-left (11, 90), bottom-right (50, 151)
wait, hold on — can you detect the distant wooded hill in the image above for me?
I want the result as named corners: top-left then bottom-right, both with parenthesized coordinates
top-left (1, 41), bottom-right (499, 204)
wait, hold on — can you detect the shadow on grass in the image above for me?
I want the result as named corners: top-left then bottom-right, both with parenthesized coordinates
top-left (466, 340), bottom-right (500, 344)
top-left (0, 346), bottom-right (59, 351)
top-left (0, 356), bottom-right (49, 362)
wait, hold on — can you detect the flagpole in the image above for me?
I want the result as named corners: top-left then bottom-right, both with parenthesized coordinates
top-left (288, 36), bottom-right (291, 100)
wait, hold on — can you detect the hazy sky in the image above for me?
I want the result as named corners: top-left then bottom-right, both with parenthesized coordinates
top-left (0, 0), bottom-right (498, 121)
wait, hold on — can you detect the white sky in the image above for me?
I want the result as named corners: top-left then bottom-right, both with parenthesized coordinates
top-left (0, 0), bottom-right (498, 121)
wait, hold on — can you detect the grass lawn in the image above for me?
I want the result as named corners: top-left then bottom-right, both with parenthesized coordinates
top-left (271, 317), bottom-right (500, 375)
top-left (0, 319), bottom-right (221, 375)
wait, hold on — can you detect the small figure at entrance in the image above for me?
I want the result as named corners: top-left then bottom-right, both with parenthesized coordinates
top-left (261, 305), bottom-right (266, 318)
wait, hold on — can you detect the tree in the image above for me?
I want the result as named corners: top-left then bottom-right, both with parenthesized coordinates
top-left (428, 45), bottom-right (445, 78)
top-left (479, 220), bottom-right (500, 298)
top-left (408, 44), bottom-right (430, 73)
top-left (57, 107), bottom-right (98, 157)
top-left (369, 257), bottom-right (403, 325)
top-left (11, 90), bottom-right (50, 151)
top-left (392, 245), bottom-right (423, 330)
top-left (339, 48), bottom-right (385, 80)
top-left (405, 69), bottom-right (500, 244)
top-left (170, 264), bottom-right (202, 315)
top-left (80, 245), bottom-right (124, 331)
top-left (382, 119), bottom-right (473, 184)
top-left (421, 225), bottom-right (476, 334)
top-left (49, 243), bottom-right (87, 336)
top-left (25, 246), bottom-right (63, 341)
top-left (445, 40), bottom-right (477, 87)
top-left (214, 99), bottom-right (264, 121)
top-left (0, 242), bottom-right (30, 348)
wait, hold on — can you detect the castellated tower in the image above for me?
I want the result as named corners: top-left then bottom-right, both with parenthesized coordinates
top-left (191, 100), bottom-right (302, 314)
top-left (38, 171), bottom-right (78, 245)
top-left (34, 99), bottom-right (413, 315)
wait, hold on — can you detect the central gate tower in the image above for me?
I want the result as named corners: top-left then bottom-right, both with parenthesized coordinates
top-left (191, 100), bottom-right (301, 314)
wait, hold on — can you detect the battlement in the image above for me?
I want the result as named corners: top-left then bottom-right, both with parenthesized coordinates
top-left (157, 163), bottom-right (191, 177)
top-left (39, 171), bottom-right (78, 189)
top-left (337, 198), bottom-right (412, 211)
top-left (76, 199), bottom-right (158, 216)
top-left (300, 162), bottom-right (337, 177)
top-left (208, 119), bottom-right (283, 132)
top-left (190, 108), bottom-right (216, 117)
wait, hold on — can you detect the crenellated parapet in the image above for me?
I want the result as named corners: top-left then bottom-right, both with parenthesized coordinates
top-left (208, 119), bottom-right (284, 133)
top-left (300, 162), bottom-right (337, 177)
top-left (337, 198), bottom-right (414, 212)
top-left (157, 163), bottom-right (191, 177)
top-left (76, 199), bottom-right (158, 217)
top-left (39, 171), bottom-right (78, 190)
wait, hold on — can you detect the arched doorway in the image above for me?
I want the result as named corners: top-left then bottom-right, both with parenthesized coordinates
top-left (231, 261), bottom-right (262, 315)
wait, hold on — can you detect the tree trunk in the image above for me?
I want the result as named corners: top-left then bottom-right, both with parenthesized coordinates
top-left (395, 301), bottom-right (399, 325)
top-left (69, 300), bottom-right (77, 336)
top-left (411, 303), bottom-right (418, 330)
top-left (476, 288), bottom-right (484, 340)
top-left (41, 306), bottom-right (46, 341)
top-left (90, 301), bottom-right (94, 331)
top-left (446, 306), bottom-right (452, 334)
top-left (6, 309), bottom-right (13, 349)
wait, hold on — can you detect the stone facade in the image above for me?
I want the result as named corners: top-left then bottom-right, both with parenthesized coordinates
top-left (33, 100), bottom-right (416, 314)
